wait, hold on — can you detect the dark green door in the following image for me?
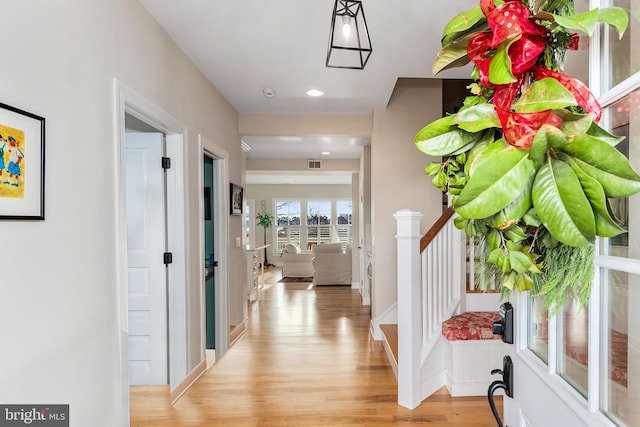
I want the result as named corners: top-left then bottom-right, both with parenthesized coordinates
top-left (204, 155), bottom-right (215, 349)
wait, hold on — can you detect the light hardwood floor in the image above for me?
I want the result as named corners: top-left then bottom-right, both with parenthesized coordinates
top-left (130, 268), bottom-right (501, 426)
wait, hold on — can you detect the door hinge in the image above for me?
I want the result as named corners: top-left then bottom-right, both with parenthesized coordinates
top-left (162, 157), bottom-right (171, 169)
top-left (163, 252), bottom-right (173, 265)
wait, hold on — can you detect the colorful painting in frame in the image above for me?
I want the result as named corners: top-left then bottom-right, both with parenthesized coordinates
top-left (0, 102), bottom-right (45, 219)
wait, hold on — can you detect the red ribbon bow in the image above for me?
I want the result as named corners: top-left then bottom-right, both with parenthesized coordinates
top-left (468, 0), bottom-right (601, 148)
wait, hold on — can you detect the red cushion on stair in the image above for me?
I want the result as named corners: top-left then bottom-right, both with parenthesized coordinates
top-left (441, 312), bottom-right (501, 341)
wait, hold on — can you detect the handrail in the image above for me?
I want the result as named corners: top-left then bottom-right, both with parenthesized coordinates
top-left (420, 206), bottom-right (454, 253)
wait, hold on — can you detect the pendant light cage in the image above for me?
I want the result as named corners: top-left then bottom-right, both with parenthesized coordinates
top-left (326, 0), bottom-right (372, 70)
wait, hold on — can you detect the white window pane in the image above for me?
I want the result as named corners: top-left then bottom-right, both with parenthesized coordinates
top-left (557, 299), bottom-right (589, 397)
top-left (529, 295), bottom-right (549, 364)
top-left (307, 201), bottom-right (331, 225)
top-left (337, 200), bottom-right (353, 225)
top-left (600, 0), bottom-right (639, 92)
top-left (276, 200), bottom-right (300, 226)
top-left (601, 269), bottom-right (638, 426)
top-left (602, 93), bottom-right (640, 260)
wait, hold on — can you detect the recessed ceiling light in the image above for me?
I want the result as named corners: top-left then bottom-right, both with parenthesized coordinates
top-left (306, 89), bottom-right (324, 97)
top-left (321, 151), bottom-right (331, 155)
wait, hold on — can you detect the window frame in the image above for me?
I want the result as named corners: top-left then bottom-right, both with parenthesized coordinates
top-left (520, 2), bottom-right (640, 424)
top-left (273, 198), bottom-right (353, 251)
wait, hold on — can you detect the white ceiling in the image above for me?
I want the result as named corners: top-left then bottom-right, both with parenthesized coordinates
top-left (246, 171), bottom-right (352, 185)
top-left (242, 135), bottom-right (369, 159)
top-left (138, 0), bottom-right (478, 179)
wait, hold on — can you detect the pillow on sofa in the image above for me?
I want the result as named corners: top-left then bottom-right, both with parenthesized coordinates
top-left (284, 243), bottom-right (301, 254)
top-left (312, 242), bottom-right (343, 255)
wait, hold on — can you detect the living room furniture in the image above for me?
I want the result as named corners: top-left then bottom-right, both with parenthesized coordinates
top-left (312, 242), bottom-right (352, 285)
top-left (281, 243), bottom-right (314, 278)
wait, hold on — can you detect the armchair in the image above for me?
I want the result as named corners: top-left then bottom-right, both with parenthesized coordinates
top-left (312, 243), bottom-right (352, 286)
top-left (281, 243), bottom-right (314, 278)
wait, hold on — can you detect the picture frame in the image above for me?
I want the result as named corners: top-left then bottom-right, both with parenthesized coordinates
top-left (230, 183), bottom-right (243, 216)
top-left (0, 102), bottom-right (45, 220)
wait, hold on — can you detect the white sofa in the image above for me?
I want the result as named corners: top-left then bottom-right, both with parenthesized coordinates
top-left (312, 243), bottom-right (352, 286)
top-left (281, 243), bottom-right (314, 277)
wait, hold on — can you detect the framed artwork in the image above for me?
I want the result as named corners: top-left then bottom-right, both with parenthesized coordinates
top-left (230, 183), bottom-right (243, 216)
top-left (0, 102), bottom-right (45, 220)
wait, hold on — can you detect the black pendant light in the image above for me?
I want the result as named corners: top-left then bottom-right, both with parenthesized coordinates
top-left (326, 0), bottom-right (372, 70)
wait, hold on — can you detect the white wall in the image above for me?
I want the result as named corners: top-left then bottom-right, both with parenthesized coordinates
top-left (370, 79), bottom-right (445, 320)
top-left (0, 1), bottom-right (242, 425)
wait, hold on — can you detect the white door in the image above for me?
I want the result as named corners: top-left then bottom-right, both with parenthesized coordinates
top-left (125, 132), bottom-right (168, 385)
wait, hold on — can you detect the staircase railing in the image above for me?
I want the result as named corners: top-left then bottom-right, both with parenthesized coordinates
top-left (395, 207), bottom-right (466, 409)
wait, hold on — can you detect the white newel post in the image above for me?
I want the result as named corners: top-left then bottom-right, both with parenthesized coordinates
top-left (395, 209), bottom-right (423, 409)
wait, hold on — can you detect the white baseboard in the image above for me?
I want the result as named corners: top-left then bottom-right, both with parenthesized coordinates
top-left (382, 338), bottom-right (398, 379)
top-left (170, 358), bottom-right (207, 404)
top-left (371, 303), bottom-right (397, 341)
top-left (206, 349), bottom-right (216, 369)
top-left (420, 371), bottom-right (447, 403)
top-left (229, 320), bottom-right (247, 346)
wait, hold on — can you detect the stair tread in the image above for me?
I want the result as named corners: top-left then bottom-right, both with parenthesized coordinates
top-left (380, 324), bottom-right (398, 366)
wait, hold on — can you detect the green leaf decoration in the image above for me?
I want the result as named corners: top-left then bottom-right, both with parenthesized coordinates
top-left (425, 162), bottom-right (442, 175)
top-left (552, 8), bottom-right (599, 35)
top-left (441, 7), bottom-right (484, 43)
top-left (503, 271), bottom-right (516, 290)
top-left (515, 272), bottom-right (533, 291)
top-left (529, 125), bottom-right (567, 163)
top-left (522, 208), bottom-right (542, 227)
top-left (552, 7), bottom-right (628, 38)
top-left (488, 230), bottom-right (501, 250)
top-left (505, 240), bottom-right (523, 252)
top-left (454, 104), bottom-right (500, 132)
top-left (453, 215), bottom-right (468, 230)
top-left (572, 158), bottom-right (640, 198)
top-left (454, 140), bottom-right (536, 218)
top-left (560, 134), bottom-right (640, 195)
top-left (559, 153), bottom-right (625, 238)
top-left (490, 175), bottom-right (533, 229)
top-left (558, 111), bottom-right (594, 137)
top-left (510, 251), bottom-right (532, 274)
top-left (593, 210), bottom-right (626, 238)
top-left (597, 7), bottom-right (629, 39)
top-left (586, 121), bottom-right (625, 146)
top-left (505, 225), bottom-right (529, 243)
top-left (415, 116), bottom-right (479, 156)
top-left (465, 130), bottom-right (495, 176)
top-left (433, 34), bottom-right (474, 76)
top-left (514, 78), bottom-right (577, 113)
top-left (489, 38), bottom-right (518, 85)
top-left (532, 158), bottom-right (595, 247)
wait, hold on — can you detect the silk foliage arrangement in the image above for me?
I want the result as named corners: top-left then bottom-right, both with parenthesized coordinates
top-left (415, 0), bottom-right (636, 314)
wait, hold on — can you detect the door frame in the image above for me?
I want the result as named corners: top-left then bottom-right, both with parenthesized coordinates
top-left (198, 134), bottom-right (230, 359)
top-left (114, 79), bottom-right (188, 424)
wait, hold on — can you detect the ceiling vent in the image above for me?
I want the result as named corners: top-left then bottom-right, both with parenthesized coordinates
top-left (308, 159), bottom-right (322, 169)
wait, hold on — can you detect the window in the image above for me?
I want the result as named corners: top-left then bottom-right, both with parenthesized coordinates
top-left (336, 200), bottom-right (353, 248)
top-left (273, 199), bottom-right (353, 250)
top-left (522, 3), bottom-right (640, 425)
top-left (600, 269), bottom-right (636, 426)
top-left (599, 0), bottom-right (639, 92)
top-left (275, 200), bottom-right (301, 250)
top-left (307, 201), bottom-right (332, 246)
top-left (528, 295), bottom-right (549, 364)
